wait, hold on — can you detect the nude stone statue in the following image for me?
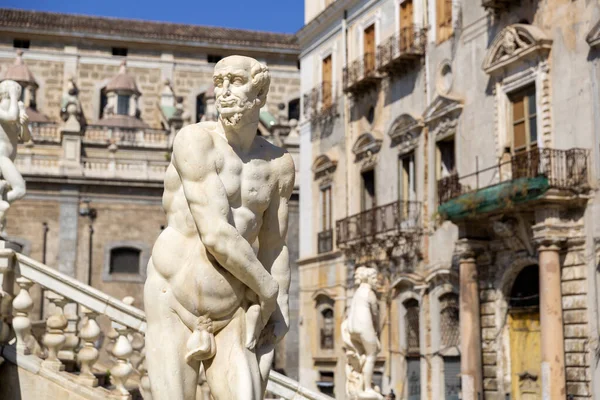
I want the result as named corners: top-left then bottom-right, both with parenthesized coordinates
top-left (342, 266), bottom-right (383, 400)
top-left (0, 80), bottom-right (30, 228)
top-left (144, 55), bottom-right (294, 400)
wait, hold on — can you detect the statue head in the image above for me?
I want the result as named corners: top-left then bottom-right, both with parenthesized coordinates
top-left (213, 55), bottom-right (270, 127)
top-left (0, 80), bottom-right (22, 108)
top-left (354, 266), bottom-right (379, 288)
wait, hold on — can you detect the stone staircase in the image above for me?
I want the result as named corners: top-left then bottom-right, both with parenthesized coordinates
top-left (0, 243), bottom-right (331, 400)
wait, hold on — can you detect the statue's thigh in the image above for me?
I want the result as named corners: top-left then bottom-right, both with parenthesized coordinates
top-left (204, 310), bottom-right (262, 400)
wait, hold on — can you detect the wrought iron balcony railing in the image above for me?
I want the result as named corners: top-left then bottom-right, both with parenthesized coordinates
top-left (377, 26), bottom-right (426, 75)
top-left (343, 52), bottom-right (381, 95)
top-left (336, 200), bottom-right (421, 247)
top-left (437, 147), bottom-right (591, 205)
top-left (303, 82), bottom-right (338, 121)
top-left (318, 229), bottom-right (334, 254)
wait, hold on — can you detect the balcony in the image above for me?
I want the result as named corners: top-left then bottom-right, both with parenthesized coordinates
top-left (336, 200), bottom-right (421, 248)
top-left (343, 52), bottom-right (382, 96)
top-left (318, 229), bottom-right (334, 254)
top-left (437, 148), bottom-right (591, 220)
top-left (377, 26), bottom-right (426, 76)
top-left (303, 81), bottom-right (338, 123)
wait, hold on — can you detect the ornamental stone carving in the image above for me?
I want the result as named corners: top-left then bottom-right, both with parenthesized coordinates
top-left (144, 55), bottom-right (294, 400)
top-left (341, 266), bottom-right (383, 400)
top-left (423, 94), bottom-right (463, 141)
top-left (388, 113), bottom-right (423, 151)
top-left (482, 24), bottom-right (552, 75)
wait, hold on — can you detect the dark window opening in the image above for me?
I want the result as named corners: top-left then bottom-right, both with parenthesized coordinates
top-left (509, 265), bottom-right (539, 309)
top-left (112, 47), bottom-right (128, 57)
top-left (366, 106), bottom-right (375, 124)
top-left (361, 169), bottom-right (376, 211)
top-left (13, 39), bottom-right (30, 49)
top-left (99, 89), bottom-right (108, 119)
top-left (405, 298), bottom-right (420, 355)
top-left (288, 98), bottom-right (300, 121)
top-left (109, 247), bottom-right (141, 274)
top-left (317, 371), bottom-right (334, 396)
top-left (196, 93), bottom-right (205, 122)
top-left (320, 307), bottom-right (335, 349)
top-left (437, 137), bottom-right (456, 179)
top-left (208, 54), bottom-right (223, 64)
top-left (117, 94), bottom-right (130, 115)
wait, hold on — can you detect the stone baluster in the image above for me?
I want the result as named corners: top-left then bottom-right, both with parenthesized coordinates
top-left (77, 306), bottom-right (101, 387)
top-left (58, 303), bottom-right (80, 370)
top-left (129, 331), bottom-right (144, 371)
top-left (111, 321), bottom-right (133, 396)
top-left (41, 292), bottom-right (68, 371)
top-left (12, 277), bottom-right (34, 354)
top-left (138, 354), bottom-right (153, 400)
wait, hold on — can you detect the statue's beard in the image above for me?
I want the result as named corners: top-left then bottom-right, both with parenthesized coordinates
top-left (217, 97), bottom-right (257, 127)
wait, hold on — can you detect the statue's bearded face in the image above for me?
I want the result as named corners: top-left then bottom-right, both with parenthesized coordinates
top-left (213, 65), bottom-right (259, 126)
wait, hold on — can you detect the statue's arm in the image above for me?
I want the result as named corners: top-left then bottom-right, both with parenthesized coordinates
top-left (257, 153), bottom-right (295, 342)
top-left (173, 126), bottom-right (278, 304)
top-left (0, 95), bottom-right (19, 122)
top-left (368, 290), bottom-right (380, 335)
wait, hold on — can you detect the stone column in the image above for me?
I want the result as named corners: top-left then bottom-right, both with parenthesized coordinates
top-left (457, 240), bottom-right (484, 400)
top-left (537, 240), bottom-right (566, 399)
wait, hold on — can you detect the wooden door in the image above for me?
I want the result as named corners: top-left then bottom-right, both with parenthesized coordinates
top-left (400, 0), bottom-right (414, 51)
top-left (363, 24), bottom-right (376, 73)
top-left (509, 311), bottom-right (542, 400)
top-left (322, 55), bottom-right (332, 109)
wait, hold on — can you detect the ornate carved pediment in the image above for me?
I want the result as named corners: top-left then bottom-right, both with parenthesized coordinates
top-left (483, 24), bottom-right (552, 75)
top-left (312, 154), bottom-right (338, 180)
top-left (423, 94), bottom-right (463, 140)
top-left (352, 132), bottom-right (382, 164)
top-left (388, 113), bottom-right (424, 151)
top-left (587, 20), bottom-right (600, 48)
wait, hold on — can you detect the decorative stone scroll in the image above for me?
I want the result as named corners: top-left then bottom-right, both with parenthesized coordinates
top-left (423, 93), bottom-right (463, 141)
top-left (312, 154), bottom-right (338, 181)
top-left (352, 132), bottom-right (382, 168)
top-left (482, 24), bottom-right (552, 75)
top-left (388, 113), bottom-right (423, 153)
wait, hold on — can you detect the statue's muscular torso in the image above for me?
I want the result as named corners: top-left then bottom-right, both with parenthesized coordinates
top-left (149, 121), bottom-right (290, 322)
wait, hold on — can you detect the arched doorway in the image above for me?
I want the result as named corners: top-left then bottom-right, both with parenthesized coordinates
top-left (508, 264), bottom-right (541, 400)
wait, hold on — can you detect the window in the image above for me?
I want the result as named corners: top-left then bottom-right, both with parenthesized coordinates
top-left (109, 247), bottom-right (141, 274)
top-left (400, 0), bottom-right (414, 51)
top-left (208, 54), bottom-right (223, 64)
top-left (13, 39), bottom-right (30, 49)
top-left (440, 293), bottom-right (459, 348)
top-left (320, 308), bottom-right (335, 349)
top-left (361, 169), bottom-right (376, 211)
top-left (288, 98), bottom-right (300, 121)
top-left (364, 24), bottom-right (376, 73)
top-left (322, 55), bottom-right (333, 109)
top-left (399, 152), bottom-right (416, 202)
top-left (320, 186), bottom-right (332, 231)
top-left (405, 298), bottom-right (421, 400)
top-left (317, 371), bottom-right (335, 396)
top-left (436, 137), bottom-right (455, 179)
top-left (436, 0), bottom-right (453, 43)
top-left (196, 93), bottom-right (206, 122)
top-left (510, 86), bottom-right (537, 154)
top-left (443, 356), bottom-right (461, 400)
top-left (117, 94), bottom-right (130, 115)
top-left (99, 89), bottom-right (108, 119)
top-left (112, 47), bottom-right (128, 57)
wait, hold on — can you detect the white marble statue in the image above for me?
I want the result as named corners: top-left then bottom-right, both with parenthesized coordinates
top-left (0, 80), bottom-right (30, 230)
top-left (342, 266), bottom-right (384, 400)
top-left (144, 55), bottom-right (295, 400)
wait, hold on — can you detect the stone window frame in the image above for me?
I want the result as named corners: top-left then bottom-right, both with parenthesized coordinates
top-left (430, 283), bottom-right (460, 400)
top-left (483, 24), bottom-right (553, 156)
top-left (188, 83), bottom-right (213, 124)
top-left (314, 292), bottom-right (336, 352)
top-left (103, 240), bottom-right (150, 283)
top-left (395, 290), bottom-right (428, 400)
top-left (353, 10), bottom-right (382, 61)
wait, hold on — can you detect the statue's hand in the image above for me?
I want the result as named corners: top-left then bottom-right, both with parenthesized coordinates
top-left (259, 280), bottom-right (279, 330)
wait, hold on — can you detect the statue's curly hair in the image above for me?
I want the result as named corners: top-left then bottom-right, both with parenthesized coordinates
top-left (355, 266), bottom-right (378, 284)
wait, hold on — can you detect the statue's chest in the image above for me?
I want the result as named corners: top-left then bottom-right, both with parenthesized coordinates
top-left (218, 156), bottom-right (272, 211)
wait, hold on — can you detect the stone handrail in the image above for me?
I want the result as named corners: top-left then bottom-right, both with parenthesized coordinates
top-left (0, 246), bottom-right (331, 400)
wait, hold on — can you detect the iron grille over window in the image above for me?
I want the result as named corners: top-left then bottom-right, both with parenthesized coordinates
top-left (440, 293), bottom-right (459, 348)
top-left (109, 247), bottom-right (140, 274)
top-left (405, 299), bottom-right (420, 355)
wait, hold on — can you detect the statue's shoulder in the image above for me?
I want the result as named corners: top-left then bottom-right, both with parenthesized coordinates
top-left (174, 122), bottom-right (218, 150)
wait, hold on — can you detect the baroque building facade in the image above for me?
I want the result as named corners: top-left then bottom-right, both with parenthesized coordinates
top-left (0, 8), bottom-right (301, 379)
top-left (297, 0), bottom-right (600, 399)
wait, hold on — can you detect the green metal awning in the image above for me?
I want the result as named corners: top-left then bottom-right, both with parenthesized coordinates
top-left (438, 176), bottom-right (551, 221)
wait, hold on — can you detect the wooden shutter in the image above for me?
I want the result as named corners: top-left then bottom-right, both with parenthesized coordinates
top-left (443, 357), bottom-right (461, 400)
top-left (400, 0), bottom-right (414, 51)
top-left (322, 55), bottom-right (332, 109)
top-left (437, 0), bottom-right (453, 43)
top-left (363, 24), bottom-right (376, 73)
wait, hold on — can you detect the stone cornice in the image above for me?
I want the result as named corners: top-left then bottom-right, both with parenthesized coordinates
top-left (454, 238), bottom-right (489, 260)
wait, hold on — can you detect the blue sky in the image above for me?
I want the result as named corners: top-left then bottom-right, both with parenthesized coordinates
top-left (2, 0), bottom-right (305, 34)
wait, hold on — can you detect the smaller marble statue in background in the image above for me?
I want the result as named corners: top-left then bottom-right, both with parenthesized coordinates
top-left (342, 266), bottom-right (384, 400)
top-left (0, 80), bottom-right (30, 230)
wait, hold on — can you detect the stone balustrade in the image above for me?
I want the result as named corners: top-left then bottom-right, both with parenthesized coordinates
top-left (0, 244), bottom-right (332, 400)
top-left (83, 126), bottom-right (169, 149)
